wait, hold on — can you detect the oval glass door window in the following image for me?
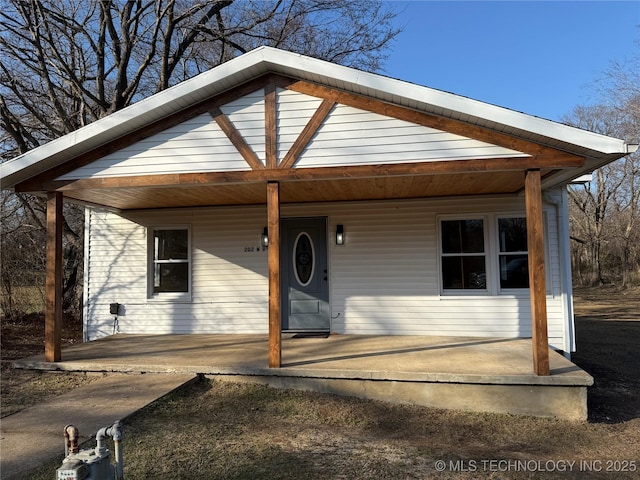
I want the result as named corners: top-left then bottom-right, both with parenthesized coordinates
top-left (293, 232), bottom-right (315, 286)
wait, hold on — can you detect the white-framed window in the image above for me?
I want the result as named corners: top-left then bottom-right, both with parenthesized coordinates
top-left (149, 226), bottom-right (191, 300)
top-left (438, 213), bottom-right (550, 296)
top-left (497, 217), bottom-right (529, 290)
top-left (439, 218), bottom-right (488, 292)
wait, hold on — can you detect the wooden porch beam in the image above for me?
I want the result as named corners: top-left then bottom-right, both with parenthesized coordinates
top-left (267, 181), bottom-right (281, 368)
top-left (279, 99), bottom-right (335, 170)
top-left (45, 192), bottom-right (63, 362)
top-left (525, 169), bottom-right (550, 376)
top-left (37, 156), bottom-right (582, 192)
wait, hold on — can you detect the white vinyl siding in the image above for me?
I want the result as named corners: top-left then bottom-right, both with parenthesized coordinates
top-left (220, 89), bottom-right (265, 164)
top-left (59, 89), bottom-right (530, 181)
top-left (295, 103), bottom-right (530, 168)
top-left (84, 207), bottom-right (269, 339)
top-left (57, 113), bottom-right (250, 180)
top-left (84, 194), bottom-right (568, 349)
top-left (276, 88), bottom-right (324, 162)
top-left (84, 210), bottom-right (148, 339)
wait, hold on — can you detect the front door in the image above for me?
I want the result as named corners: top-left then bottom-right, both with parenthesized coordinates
top-left (280, 217), bottom-right (330, 332)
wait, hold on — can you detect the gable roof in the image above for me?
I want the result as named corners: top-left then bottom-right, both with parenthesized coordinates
top-left (1, 46), bottom-right (635, 193)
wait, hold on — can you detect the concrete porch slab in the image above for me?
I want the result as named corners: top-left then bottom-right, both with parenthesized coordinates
top-left (14, 334), bottom-right (593, 420)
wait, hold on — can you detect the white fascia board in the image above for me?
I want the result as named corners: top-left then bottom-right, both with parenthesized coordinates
top-left (296, 55), bottom-right (629, 154)
top-left (404, 86), bottom-right (628, 155)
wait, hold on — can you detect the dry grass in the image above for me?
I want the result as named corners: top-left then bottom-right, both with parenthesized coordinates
top-left (0, 285), bottom-right (45, 317)
top-left (117, 379), bottom-right (640, 480)
top-left (19, 377), bottom-right (640, 480)
top-left (1, 312), bottom-right (98, 417)
top-left (3, 286), bottom-right (640, 479)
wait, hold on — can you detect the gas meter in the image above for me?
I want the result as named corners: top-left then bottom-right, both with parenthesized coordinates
top-left (56, 422), bottom-right (123, 480)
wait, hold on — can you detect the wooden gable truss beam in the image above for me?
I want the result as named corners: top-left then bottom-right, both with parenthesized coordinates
top-left (15, 76), bottom-right (275, 193)
top-left (265, 84), bottom-right (278, 169)
top-left (16, 73), bottom-right (584, 195)
top-left (270, 75), bottom-right (584, 163)
top-left (279, 99), bottom-right (336, 170)
top-left (209, 106), bottom-right (264, 170)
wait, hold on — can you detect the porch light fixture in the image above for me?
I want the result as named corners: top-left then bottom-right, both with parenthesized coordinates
top-left (261, 227), bottom-right (269, 248)
top-left (335, 224), bottom-right (344, 245)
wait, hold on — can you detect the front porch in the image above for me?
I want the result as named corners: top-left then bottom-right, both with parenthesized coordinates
top-left (14, 334), bottom-right (592, 420)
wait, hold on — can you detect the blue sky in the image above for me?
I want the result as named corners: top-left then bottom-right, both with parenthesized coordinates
top-left (384, 1), bottom-right (639, 121)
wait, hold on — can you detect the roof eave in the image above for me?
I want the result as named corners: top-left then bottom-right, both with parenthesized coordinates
top-left (1, 46), bottom-right (633, 190)
top-left (541, 149), bottom-right (636, 190)
top-left (257, 48), bottom-right (631, 156)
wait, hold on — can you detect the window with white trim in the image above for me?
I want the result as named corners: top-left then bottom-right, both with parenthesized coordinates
top-left (150, 227), bottom-right (190, 297)
top-left (498, 217), bottom-right (529, 289)
top-left (440, 219), bottom-right (487, 290)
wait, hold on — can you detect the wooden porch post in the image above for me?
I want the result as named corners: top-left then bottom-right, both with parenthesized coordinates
top-left (45, 192), bottom-right (63, 362)
top-left (525, 170), bottom-right (550, 376)
top-left (267, 181), bottom-right (281, 367)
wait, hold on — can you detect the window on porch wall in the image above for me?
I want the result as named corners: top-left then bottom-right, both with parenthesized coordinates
top-left (151, 227), bottom-right (190, 296)
top-left (498, 217), bottom-right (529, 290)
top-left (439, 216), bottom-right (533, 295)
top-left (440, 219), bottom-right (487, 290)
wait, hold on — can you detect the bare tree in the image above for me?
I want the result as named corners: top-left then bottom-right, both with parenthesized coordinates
top-left (0, 0), bottom-right (402, 320)
top-left (1, 190), bottom-right (84, 320)
top-left (1, 0), bottom-right (400, 156)
top-left (1, 191), bottom-right (45, 320)
top-left (565, 42), bottom-right (640, 287)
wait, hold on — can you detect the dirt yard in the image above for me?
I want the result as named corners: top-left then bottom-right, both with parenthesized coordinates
top-left (571, 286), bottom-right (640, 423)
top-left (2, 286), bottom-right (639, 479)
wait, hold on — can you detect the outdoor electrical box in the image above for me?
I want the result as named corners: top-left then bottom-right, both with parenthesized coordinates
top-left (109, 303), bottom-right (120, 315)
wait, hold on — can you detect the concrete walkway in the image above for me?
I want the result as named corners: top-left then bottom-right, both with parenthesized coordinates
top-left (0, 373), bottom-right (195, 479)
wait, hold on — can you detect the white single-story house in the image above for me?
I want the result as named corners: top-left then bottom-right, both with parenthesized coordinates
top-left (2, 47), bottom-right (636, 376)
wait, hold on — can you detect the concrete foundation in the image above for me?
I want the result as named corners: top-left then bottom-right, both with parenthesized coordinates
top-left (14, 334), bottom-right (593, 420)
top-left (213, 374), bottom-right (588, 420)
